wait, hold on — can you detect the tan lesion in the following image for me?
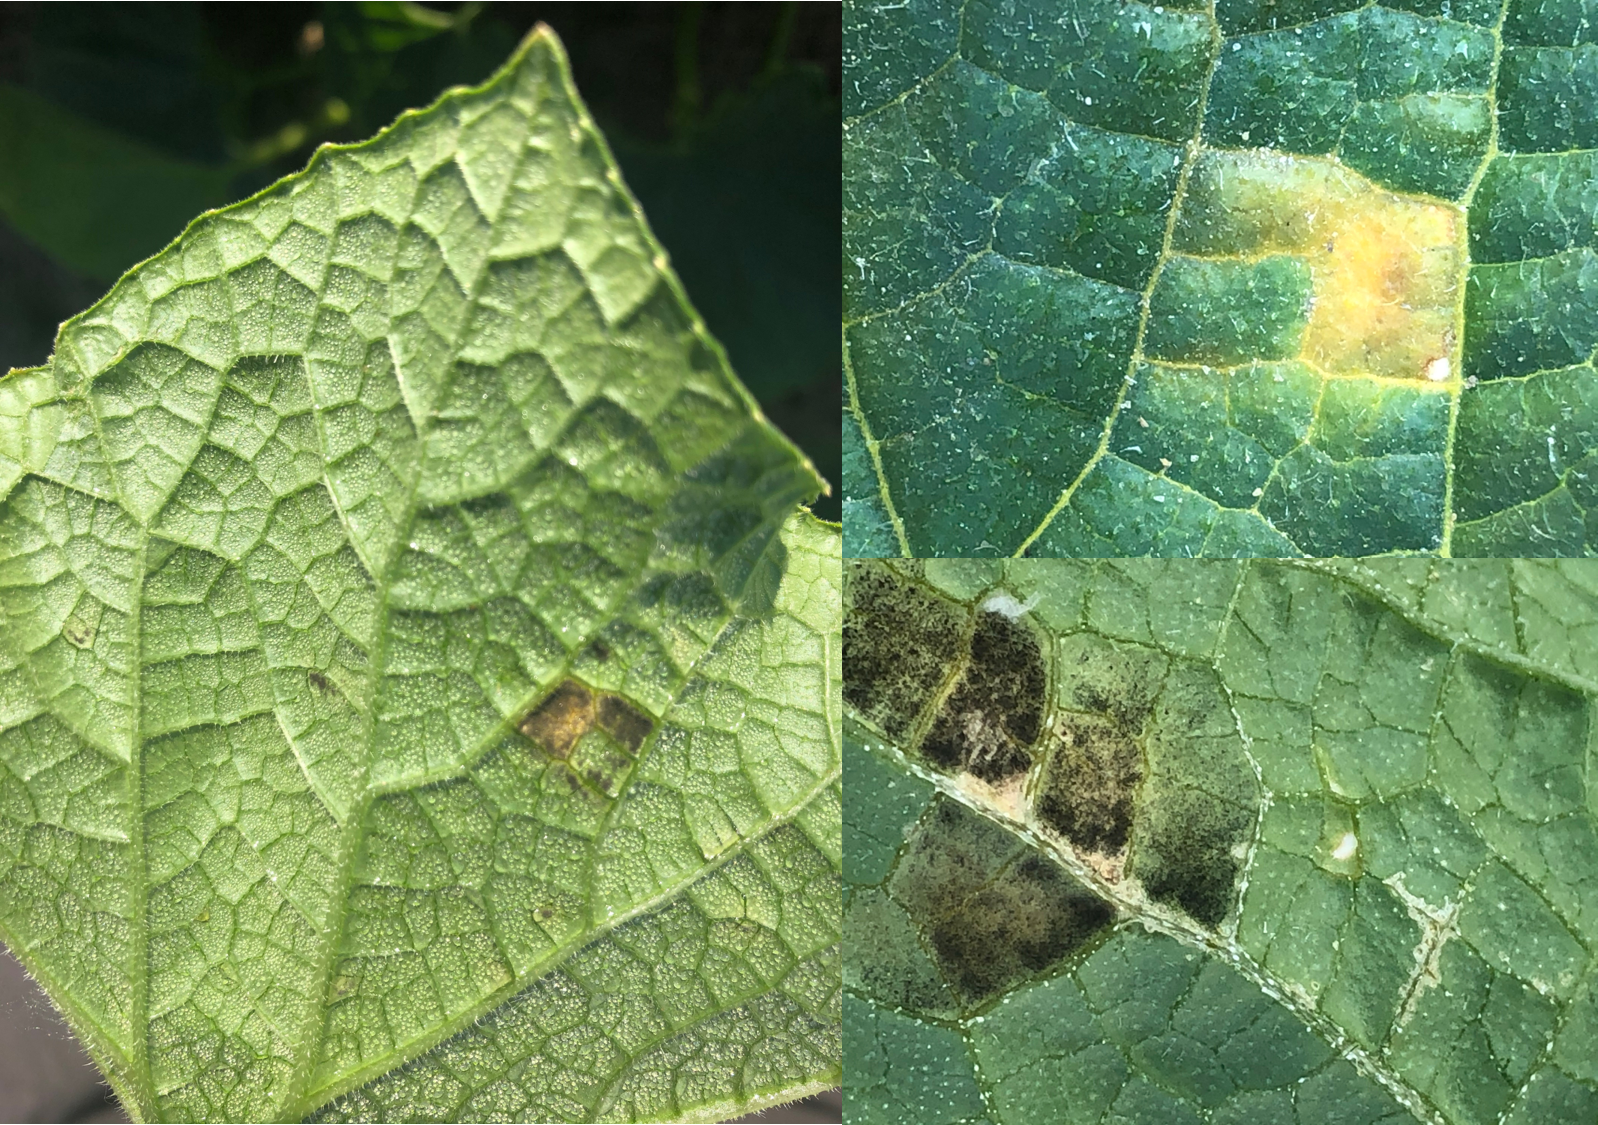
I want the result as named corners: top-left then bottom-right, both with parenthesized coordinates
top-left (1175, 150), bottom-right (1462, 382)
top-left (519, 679), bottom-right (597, 758)
top-left (519, 679), bottom-right (656, 771)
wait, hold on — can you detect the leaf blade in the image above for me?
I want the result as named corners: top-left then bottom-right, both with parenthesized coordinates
top-left (0, 25), bottom-right (836, 1123)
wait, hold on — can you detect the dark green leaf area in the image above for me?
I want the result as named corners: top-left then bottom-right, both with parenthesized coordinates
top-left (1451, 364), bottom-right (1598, 553)
top-left (844, 994), bottom-right (990, 1125)
top-left (886, 798), bottom-right (1113, 1010)
top-left (1503, 0), bottom-right (1598, 45)
top-left (1470, 152), bottom-right (1598, 265)
top-left (1145, 254), bottom-right (1313, 366)
top-left (1465, 255), bottom-right (1598, 385)
top-left (969, 930), bottom-right (1410, 1124)
top-left (1260, 382), bottom-right (1449, 556)
top-left (842, 0), bottom-right (963, 118)
top-left (962, 0), bottom-right (1214, 143)
top-left (1497, 45), bottom-right (1598, 152)
top-left (1340, 94), bottom-right (1492, 200)
top-left (1032, 456), bottom-right (1301, 558)
top-left (842, 105), bottom-right (993, 321)
top-left (1216, 0), bottom-right (1366, 37)
top-left (849, 255), bottom-right (1138, 555)
top-left (1113, 361), bottom-right (1314, 511)
top-left (1204, 7), bottom-right (1494, 199)
top-left (923, 610), bottom-right (1047, 782)
top-left (993, 127), bottom-right (1184, 291)
top-left (843, 561), bottom-right (967, 740)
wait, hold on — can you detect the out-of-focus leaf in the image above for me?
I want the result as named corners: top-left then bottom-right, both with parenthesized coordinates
top-left (0, 83), bottom-right (232, 283)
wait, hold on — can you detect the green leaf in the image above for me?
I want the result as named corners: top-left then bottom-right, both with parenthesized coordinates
top-left (0, 27), bottom-right (839, 1123)
top-left (844, 558), bottom-right (1598, 1125)
top-left (842, 0), bottom-right (1598, 557)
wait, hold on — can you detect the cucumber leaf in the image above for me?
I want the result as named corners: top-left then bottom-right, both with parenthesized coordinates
top-left (0, 27), bottom-right (839, 1123)
top-left (843, 0), bottom-right (1598, 557)
top-left (846, 558), bottom-right (1598, 1125)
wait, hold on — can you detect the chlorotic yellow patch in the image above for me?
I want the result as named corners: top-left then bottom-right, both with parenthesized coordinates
top-left (1175, 150), bottom-right (1462, 382)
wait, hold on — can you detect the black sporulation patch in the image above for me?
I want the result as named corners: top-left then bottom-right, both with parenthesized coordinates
top-left (925, 854), bottom-right (1113, 1008)
top-left (843, 562), bottom-right (968, 739)
top-left (1132, 787), bottom-right (1254, 928)
top-left (1036, 713), bottom-right (1143, 854)
top-left (889, 798), bottom-right (1111, 1010)
top-left (307, 670), bottom-right (334, 695)
top-left (921, 610), bottom-right (1047, 781)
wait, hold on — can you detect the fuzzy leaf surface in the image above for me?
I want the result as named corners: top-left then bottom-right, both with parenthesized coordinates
top-left (0, 28), bottom-right (840, 1124)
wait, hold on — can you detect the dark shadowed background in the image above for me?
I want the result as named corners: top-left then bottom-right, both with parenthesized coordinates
top-left (0, 2), bottom-right (840, 1122)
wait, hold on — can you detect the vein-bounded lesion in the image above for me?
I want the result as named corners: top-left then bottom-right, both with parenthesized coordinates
top-left (844, 558), bottom-right (1598, 1125)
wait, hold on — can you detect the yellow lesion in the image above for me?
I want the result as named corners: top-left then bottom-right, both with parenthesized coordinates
top-left (1175, 151), bottom-right (1462, 382)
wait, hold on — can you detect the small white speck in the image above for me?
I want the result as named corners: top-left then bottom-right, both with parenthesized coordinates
top-left (1426, 356), bottom-right (1450, 382)
top-left (1331, 832), bottom-right (1358, 861)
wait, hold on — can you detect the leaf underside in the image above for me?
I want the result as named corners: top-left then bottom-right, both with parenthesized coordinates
top-left (842, 0), bottom-right (1598, 558)
top-left (845, 557), bottom-right (1598, 1125)
top-left (0, 27), bottom-right (840, 1124)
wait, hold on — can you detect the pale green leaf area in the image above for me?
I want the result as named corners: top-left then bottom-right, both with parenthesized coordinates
top-left (0, 27), bottom-right (840, 1124)
top-left (843, 0), bottom-right (1598, 558)
top-left (845, 558), bottom-right (1598, 1125)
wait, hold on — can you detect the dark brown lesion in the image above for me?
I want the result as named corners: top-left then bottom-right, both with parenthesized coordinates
top-left (889, 798), bottom-right (1112, 1010)
top-left (843, 561), bottom-right (969, 740)
top-left (1036, 712), bottom-right (1145, 856)
top-left (597, 693), bottom-right (653, 753)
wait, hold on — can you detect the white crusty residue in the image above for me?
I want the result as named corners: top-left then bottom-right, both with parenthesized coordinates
top-left (981, 591), bottom-right (1041, 618)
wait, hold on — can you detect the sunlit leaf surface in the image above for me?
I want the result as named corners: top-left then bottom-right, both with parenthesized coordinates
top-left (0, 28), bottom-right (840, 1123)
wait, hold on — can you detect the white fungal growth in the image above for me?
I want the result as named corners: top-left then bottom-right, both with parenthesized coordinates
top-left (1331, 832), bottom-right (1358, 861)
top-left (1425, 356), bottom-right (1450, 382)
top-left (981, 591), bottom-right (1041, 618)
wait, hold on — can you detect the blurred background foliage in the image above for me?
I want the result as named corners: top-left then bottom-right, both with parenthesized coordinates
top-left (0, 1), bottom-right (840, 519)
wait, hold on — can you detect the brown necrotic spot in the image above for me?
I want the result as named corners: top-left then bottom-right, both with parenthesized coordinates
top-left (519, 679), bottom-right (655, 789)
top-left (921, 610), bottom-right (1047, 781)
top-left (1037, 713), bottom-right (1144, 856)
top-left (844, 562), bottom-right (968, 739)
top-left (889, 798), bottom-right (1112, 1010)
top-left (519, 680), bottom-right (596, 758)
